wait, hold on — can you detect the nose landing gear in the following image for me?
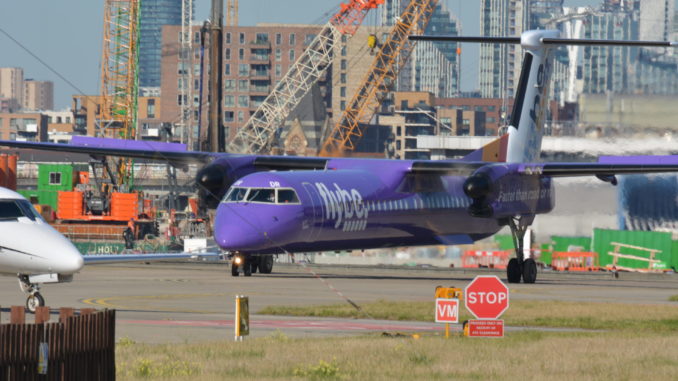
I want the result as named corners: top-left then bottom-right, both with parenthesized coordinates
top-left (18, 275), bottom-right (45, 313)
top-left (230, 254), bottom-right (275, 277)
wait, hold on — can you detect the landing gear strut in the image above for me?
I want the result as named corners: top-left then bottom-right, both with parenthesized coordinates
top-left (18, 275), bottom-right (45, 313)
top-left (506, 217), bottom-right (537, 284)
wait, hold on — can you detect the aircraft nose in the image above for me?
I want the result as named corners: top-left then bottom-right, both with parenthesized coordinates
top-left (214, 221), bottom-right (265, 251)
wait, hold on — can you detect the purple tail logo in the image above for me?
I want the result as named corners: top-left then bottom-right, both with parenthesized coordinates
top-left (315, 183), bottom-right (369, 231)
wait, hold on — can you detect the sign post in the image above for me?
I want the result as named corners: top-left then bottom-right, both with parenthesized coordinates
top-left (234, 295), bottom-right (249, 341)
top-left (434, 287), bottom-right (462, 339)
top-left (463, 276), bottom-right (509, 338)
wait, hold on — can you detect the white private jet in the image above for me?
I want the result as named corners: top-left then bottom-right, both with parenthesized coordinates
top-left (0, 186), bottom-right (219, 312)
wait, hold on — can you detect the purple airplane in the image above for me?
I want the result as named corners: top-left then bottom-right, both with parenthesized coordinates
top-left (3, 30), bottom-right (678, 284)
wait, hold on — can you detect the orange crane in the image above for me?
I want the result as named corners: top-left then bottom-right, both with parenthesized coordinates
top-left (319, 0), bottom-right (438, 157)
top-left (227, 0), bottom-right (384, 154)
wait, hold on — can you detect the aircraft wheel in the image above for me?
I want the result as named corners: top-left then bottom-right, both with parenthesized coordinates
top-left (243, 259), bottom-right (252, 277)
top-left (26, 293), bottom-right (45, 313)
top-left (259, 255), bottom-right (274, 274)
top-left (522, 258), bottom-right (537, 284)
top-left (250, 257), bottom-right (259, 274)
top-left (231, 262), bottom-right (239, 277)
top-left (507, 258), bottom-right (521, 284)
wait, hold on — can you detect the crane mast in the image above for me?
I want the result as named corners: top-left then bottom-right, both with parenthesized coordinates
top-left (100, 0), bottom-right (141, 187)
top-left (178, 0), bottom-right (194, 147)
top-left (227, 0), bottom-right (384, 154)
top-left (319, 0), bottom-right (438, 157)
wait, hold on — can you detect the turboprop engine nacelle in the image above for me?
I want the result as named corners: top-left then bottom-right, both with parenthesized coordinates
top-left (463, 164), bottom-right (555, 219)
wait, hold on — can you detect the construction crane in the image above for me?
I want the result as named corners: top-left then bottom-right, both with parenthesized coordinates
top-left (319, 0), bottom-right (438, 157)
top-left (227, 0), bottom-right (384, 154)
top-left (178, 0), bottom-right (194, 147)
top-left (99, 0), bottom-right (141, 187)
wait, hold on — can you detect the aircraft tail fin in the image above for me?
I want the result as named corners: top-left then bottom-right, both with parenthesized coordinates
top-left (412, 31), bottom-right (677, 164)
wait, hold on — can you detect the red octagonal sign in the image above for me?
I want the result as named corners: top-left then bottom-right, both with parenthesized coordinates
top-left (464, 275), bottom-right (509, 319)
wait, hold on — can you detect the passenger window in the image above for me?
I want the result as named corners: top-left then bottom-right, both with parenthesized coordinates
top-left (277, 189), bottom-right (299, 204)
top-left (224, 187), bottom-right (248, 202)
top-left (0, 200), bottom-right (25, 220)
top-left (248, 188), bottom-right (275, 203)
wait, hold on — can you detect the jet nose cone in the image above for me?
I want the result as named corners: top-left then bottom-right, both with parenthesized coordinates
top-left (70, 252), bottom-right (85, 272)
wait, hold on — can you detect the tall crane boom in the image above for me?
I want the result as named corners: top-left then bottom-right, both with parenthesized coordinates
top-left (100, 0), bottom-right (140, 140)
top-left (227, 0), bottom-right (384, 154)
top-left (319, 0), bottom-right (438, 157)
top-left (100, 0), bottom-right (141, 187)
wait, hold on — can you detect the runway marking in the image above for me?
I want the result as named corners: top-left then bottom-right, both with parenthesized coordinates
top-left (81, 293), bottom-right (231, 314)
top-left (118, 318), bottom-right (453, 332)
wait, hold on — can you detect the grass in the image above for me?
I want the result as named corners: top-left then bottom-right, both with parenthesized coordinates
top-left (670, 295), bottom-right (678, 302)
top-left (259, 299), bottom-right (678, 332)
top-left (117, 330), bottom-right (678, 380)
top-left (116, 300), bottom-right (678, 380)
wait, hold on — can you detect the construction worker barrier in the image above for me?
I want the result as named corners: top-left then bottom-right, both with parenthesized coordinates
top-left (462, 250), bottom-right (511, 269)
top-left (551, 252), bottom-right (599, 272)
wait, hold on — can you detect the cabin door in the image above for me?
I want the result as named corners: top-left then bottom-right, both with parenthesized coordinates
top-left (301, 182), bottom-right (323, 242)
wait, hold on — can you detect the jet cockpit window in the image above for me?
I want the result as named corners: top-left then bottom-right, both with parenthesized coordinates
top-left (276, 189), bottom-right (300, 204)
top-left (16, 200), bottom-right (42, 221)
top-left (247, 188), bottom-right (276, 203)
top-left (224, 187), bottom-right (248, 202)
top-left (0, 200), bottom-right (26, 220)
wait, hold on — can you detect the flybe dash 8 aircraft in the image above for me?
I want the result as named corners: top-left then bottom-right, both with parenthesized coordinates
top-left (0, 186), bottom-right (218, 312)
top-left (3, 30), bottom-right (678, 285)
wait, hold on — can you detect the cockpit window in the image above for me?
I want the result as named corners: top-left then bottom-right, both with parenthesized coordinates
top-left (247, 188), bottom-right (276, 203)
top-left (17, 200), bottom-right (42, 221)
top-left (222, 186), bottom-right (300, 204)
top-left (0, 200), bottom-right (26, 220)
top-left (224, 187), bottom-right (248, 202)
top-left (277, 189), bottom-right (300, 204)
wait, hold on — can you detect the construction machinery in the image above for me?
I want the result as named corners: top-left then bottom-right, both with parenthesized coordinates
top-left (227, 0), bottom-right (384, 155)
top-left (319, 0), bottom-right (438, 157)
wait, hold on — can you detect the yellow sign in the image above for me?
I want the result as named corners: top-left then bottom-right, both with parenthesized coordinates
top-left (235, 296), bottom-right (250, 339)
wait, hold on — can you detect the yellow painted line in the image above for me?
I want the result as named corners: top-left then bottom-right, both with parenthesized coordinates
top-left (80, 293), bottom-right (231, 314)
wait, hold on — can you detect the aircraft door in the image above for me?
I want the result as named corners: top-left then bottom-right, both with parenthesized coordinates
top-left (301, 182), bottom-right (323, 242)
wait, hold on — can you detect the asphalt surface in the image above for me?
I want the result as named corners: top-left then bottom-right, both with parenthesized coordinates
top-left (1, 262), bottom-right (676, 343)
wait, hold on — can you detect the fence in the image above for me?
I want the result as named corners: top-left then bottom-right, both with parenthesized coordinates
top-left (0, 306), bottom-right (115, 381)
top-left (462, 250), bottom-right (511, 269)
top-left (551, 252), bottom-right (599, 272)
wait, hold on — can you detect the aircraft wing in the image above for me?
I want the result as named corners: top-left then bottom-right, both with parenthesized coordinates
top-left (0, 138), bottom-right (216, 166)
top-left (521, 156), bottom-right (678, 176)
top-left (82, 252), bottom-right (223, 264)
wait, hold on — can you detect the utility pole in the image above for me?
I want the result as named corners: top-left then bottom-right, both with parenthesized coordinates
top-left (208, 0), bottom-right (224, 152)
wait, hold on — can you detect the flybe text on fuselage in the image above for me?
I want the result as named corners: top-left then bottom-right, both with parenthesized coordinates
top-left (315, 182), bottom-right (369, 231)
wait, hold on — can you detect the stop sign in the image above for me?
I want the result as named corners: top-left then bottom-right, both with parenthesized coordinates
top-left (464, 275), bottom-right (509, 319)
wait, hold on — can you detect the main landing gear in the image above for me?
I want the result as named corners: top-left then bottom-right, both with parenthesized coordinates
top-left (506, 217), bottom-right (537, 284)
top-left (18, 275), bottom-right (45, 313)
top-left (230, 254), bottom-right (274, 277)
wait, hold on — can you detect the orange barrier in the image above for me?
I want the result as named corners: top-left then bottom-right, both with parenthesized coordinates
top-left (551, 252), bottom-right (599, 272)
top-left (462, 250), bottom-right (511, 269)
top-left (0, 154), bottom-right (7, 188)
top-left (7, 154), bottom-right (16, 190)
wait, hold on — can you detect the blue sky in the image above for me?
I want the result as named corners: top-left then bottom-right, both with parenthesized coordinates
top-left (0, 0), bottom-right (598, 109)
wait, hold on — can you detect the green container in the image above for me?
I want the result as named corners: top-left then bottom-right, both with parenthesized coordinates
top-left (551, 236), bottom-right (592, 252)
top-left (38, 190), bottom-right (59, 211)
top-left (672, 240), bottom-right (678, 271)
top-left (540, 243), bottom-right (552, 265)
top-left (37, 163), bottom-right (87, 192)
top-left (18, 190), bottom-right (39, 203)
top-left (494, 234), bottom-right (514, 250)
top-left (592, 229), bottom-right (673, 270)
